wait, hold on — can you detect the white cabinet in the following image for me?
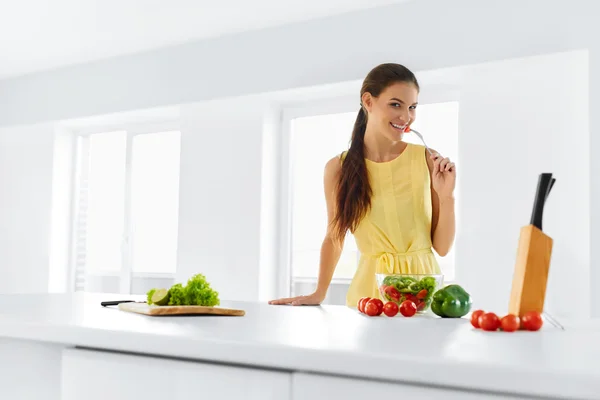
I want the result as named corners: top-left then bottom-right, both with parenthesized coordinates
top-left (62, 348), bottom-right (292, 400)
top-left (0, 338), bottom-right (63, 400)
top-left (292, 372), bottom-right (527, 400)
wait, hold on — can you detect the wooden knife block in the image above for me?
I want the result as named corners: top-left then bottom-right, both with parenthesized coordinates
top-left (508, 224), bottom-right (553, 317)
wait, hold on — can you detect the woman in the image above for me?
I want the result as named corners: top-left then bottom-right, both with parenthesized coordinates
top-left (269, 63), bottom-right (456, 307)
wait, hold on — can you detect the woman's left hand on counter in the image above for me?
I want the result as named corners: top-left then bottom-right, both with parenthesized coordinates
top-left (268, 291), bottom-right (325, 306)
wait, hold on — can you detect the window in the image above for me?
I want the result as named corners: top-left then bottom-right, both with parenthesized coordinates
top-left (71, 128), bottom-right (181, 293)
top-left (289, 112), bottom-right (360, 283)
top-left (285, 101), bottom-right (459, 302)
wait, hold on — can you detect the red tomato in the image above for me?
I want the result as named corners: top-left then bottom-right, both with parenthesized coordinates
top-left (358, 297), bottom-right (371, 313)
top-left (478, 312), bottom-right (501, 331)
top-left (416, 289), bottom-right (428, 299)
top-left (500, 314), bottom-right (520, 332)
top-left (364, 301), bottom-right (380, 316)
top-left (368, 298), bottom-right (384, 315)
top-left (521, 311), bottom-right (543, 331)
top-left (399, 300), bottom-right (417, 317)
top-left (384, 286), bottom-right (400, 301)
top-left (383, 301), bottom-right (399, 317)
top-left (470, 310), bottom-right (485, 328)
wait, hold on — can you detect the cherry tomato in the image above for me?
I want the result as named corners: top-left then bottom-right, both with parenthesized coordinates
top-left (385, 286), bottom-right (400, 301)
top-left (399, 300), bottom-right (417, 317)
top-left (500, 314), bottom-right (520, 332)
top-left (470, 310), bottom-right (485, 328)
top-left (383, 301), bottom-right (399, 317)
top-left (358, 297), bottom-right (371, 313)
top-left (478, 312), bottom-right (501, 331)
top-left (365, 301), bottom-right (380, 316)
top-left (368, 298), bottom-right (384, 315)
top-left (521, 311), bottom-right (543, 331)
top-left (416, 289), bottom-right (428, 299)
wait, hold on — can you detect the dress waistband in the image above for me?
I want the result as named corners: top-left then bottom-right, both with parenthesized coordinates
top-left (361, 248), bottom-right (433, 274)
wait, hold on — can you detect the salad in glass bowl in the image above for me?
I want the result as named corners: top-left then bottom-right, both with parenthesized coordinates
top-left (376, 273), bottom-right (443, 313)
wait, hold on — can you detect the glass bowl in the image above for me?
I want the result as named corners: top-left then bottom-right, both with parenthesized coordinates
top-left (375, 273), bottom-right (444, 313)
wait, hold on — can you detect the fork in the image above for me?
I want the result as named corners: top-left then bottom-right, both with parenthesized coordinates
top-left (409, 128), bottom-right (435, 157)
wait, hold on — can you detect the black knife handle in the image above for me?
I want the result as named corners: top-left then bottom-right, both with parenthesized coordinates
top-left (530, 173), bottom-right (554, 230)
top-left (547, 178), bottom-right (556, 198)
top-left (101, 300), bottom-right (136, 307)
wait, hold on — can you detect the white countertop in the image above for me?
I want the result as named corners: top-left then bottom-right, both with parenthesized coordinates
top-left (0, 292), bottom-right (598, 399)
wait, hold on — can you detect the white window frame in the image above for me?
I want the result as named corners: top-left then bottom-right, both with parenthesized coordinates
top-left (277, 95), bottom-right (362, 298)
top-left (277, 92), bottom-right (460, 297)
top-left (68, 120), bottom-right (180, 294)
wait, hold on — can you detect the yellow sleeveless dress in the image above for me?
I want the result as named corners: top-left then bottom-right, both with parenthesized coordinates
top-left (341, 142), bottom-right (442, 307)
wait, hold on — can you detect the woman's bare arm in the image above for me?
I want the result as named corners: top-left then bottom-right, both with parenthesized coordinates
top-left (269, 156), bottom-right (344, 305)
top-left (426, 148), bottom-right (456, 257)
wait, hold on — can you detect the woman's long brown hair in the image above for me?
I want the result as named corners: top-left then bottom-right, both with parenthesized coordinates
top-left (330, 63), bottom-right (419, 243)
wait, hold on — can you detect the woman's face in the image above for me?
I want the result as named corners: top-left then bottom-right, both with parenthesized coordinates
top-left (362, 82), bottom-right (419, 142)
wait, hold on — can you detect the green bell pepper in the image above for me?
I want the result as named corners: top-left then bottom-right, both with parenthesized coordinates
top-left (431, 284), bottom-right (472, 318)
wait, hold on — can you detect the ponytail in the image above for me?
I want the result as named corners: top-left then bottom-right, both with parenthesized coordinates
top-left (331, 107), bottom-right (372, 243)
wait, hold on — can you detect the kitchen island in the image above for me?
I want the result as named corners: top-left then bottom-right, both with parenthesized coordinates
top-left (0, 292), bottom-right (598, 400)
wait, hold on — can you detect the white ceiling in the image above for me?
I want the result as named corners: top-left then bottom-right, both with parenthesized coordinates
top-left (0, 0), bottom-right (412, 80)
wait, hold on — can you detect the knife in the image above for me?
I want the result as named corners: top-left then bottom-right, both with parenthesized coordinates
top-left (101, 300), bottom-right (145, 307)
top-left (529, 173), bottom-right (555, 231)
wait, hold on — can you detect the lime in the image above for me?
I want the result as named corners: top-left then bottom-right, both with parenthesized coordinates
top-left (151, 288), bottom-right (170, 306)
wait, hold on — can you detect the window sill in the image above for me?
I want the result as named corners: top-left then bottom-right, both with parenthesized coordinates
top-left (84, 271), bottom-right (176, 279)
top-left (292, 276), bottom-right (353, 285)
top-left (85, 271), bottom-right (121, 277)
top-left (132, 272), bottom-right (176, 279)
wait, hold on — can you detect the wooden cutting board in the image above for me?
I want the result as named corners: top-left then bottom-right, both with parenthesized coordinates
top-left (118, 302), bottom-right (245, 316)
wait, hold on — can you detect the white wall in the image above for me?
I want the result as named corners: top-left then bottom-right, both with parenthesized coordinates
top-left (259, 105), bottom-right (281, 301)
top-left (456, 50), bottom-right (589, 319)
top-left (0, 123), bottom-right (54, 293)
top-left (48, 128), bottom-right (75, 293)
top-left (591, 43), bottom-right (600, 318)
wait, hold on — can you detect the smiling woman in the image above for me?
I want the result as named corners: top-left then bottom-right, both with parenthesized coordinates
top-left (270, 63), bottom-right (457, 307)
